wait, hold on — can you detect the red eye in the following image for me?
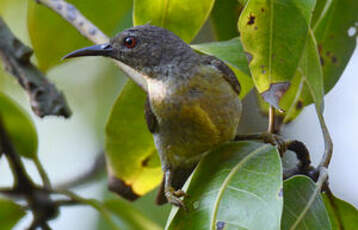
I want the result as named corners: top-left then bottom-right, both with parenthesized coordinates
top-left (124, 36), bottom-right (137, 48)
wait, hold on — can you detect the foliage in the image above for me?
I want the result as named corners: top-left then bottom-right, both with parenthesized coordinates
top-left (0, 0), bottom-right (357, 229)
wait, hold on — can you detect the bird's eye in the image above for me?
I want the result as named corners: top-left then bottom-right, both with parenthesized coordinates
top-left (123, 36), bottom-right (137, 48)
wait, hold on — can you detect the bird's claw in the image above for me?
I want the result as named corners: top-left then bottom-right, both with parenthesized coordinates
top-left (261, 132), bottom-right (287, 155)
top-left (165, 187), bottom-right (187, 208)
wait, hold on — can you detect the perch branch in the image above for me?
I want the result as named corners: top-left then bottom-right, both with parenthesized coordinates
top-left (0, 17), bottom-right (71, 118)
top-left (34, 0), bottom-right (148, 92)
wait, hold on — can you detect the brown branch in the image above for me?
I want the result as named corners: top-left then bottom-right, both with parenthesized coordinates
top-left (34, 0), bottom-right (148, 92)
top-left (0, 17), bottom-right (71, 118)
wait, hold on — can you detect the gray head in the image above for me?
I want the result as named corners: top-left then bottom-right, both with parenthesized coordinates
top-left (63, 25), bottom-right (199, 78)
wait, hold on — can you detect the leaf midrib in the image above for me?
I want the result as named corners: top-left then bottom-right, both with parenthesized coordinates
top-left (209, 144), bottom-right (271, 230)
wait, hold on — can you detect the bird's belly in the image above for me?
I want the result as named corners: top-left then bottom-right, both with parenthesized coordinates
top-left (153, 96), bottom-right (241, 167)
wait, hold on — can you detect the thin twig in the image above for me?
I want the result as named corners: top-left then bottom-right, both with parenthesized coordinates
top-left (34, 0), bottom-right (148, 92)
top-left (34, 156), bottom-right (52, 189)
top-left (0, 17), bottom-right (71, 118)
top-left (315, 105), bottom-right (333, 168)
top-left (267, 106), bottom-right (275, 133)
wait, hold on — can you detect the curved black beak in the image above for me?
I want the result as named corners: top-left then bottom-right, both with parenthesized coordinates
top-left (62, 43), bottom-right (113, 60)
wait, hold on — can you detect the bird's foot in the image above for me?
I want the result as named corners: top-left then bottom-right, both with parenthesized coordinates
top-left (235, 132), bottom-right (287, 155)
top-left (165, 187), bottom-right (187, 208)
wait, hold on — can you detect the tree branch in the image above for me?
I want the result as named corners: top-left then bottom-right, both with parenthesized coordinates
top-left (0, 17), bottom-right (71, 118)
top-left (0, 115), bottom-right (119, 230)
top-left (34, 0), bottom-right (148, 92)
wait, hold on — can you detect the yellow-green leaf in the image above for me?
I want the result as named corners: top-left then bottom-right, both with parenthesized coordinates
top-left (280, 30), bottom-right (324, 122)
top-left (323, 193), bottom-right (358, 230)
top-left (105, 81), bottom-right (162, 197)
top-left (0, 198), bottom-right (26, 230)
top-left (133, 0), bottom-right (215, 43)
top-left (0, 92), bottom-right (38, 159)
top-left (238, 0), bottom-right (316, 108)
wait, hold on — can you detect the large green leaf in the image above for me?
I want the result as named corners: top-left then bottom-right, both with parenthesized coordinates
top-left (133, 0), bottom-right (215, 43)
top-left (238, 0), bottom-right (316, 108)
top-left (105, 80), bottom-right (162, 197)
top-left (323, 193), bottom-right (358, 230)
top-left (210, 0), bottom-right (242, 41)
top-left (0, 198), bottom-right (26, 230)
top-left (166, 141), bottom-right (283, 230)
top-left (280, 30), bottom-right (324, 122)
top-left (0, 92), bottom-right (38, 159)
top-left (313, 0), bottom-right (358, 92)
top-left (281, 176), bottom-right (331, 230)
top-left (27, 0), bottom-right (132, 71)
top-left (192, 37), bottom-right (254, 99)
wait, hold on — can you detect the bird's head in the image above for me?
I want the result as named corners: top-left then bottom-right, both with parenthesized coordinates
top-left (63, 25), bottom-right (198, 78)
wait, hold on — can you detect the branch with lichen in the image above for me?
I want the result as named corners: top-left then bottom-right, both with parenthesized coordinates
top-left (0, 17), bottom-right (71, 118)
top-left (34, 0), bottom-right (148, 92)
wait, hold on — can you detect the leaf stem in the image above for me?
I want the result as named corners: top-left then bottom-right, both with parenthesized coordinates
top-left (33, 156), bottom-right (52, 189)
top-left (315, 105), bottom-right (333, 168)
top-left (268, 106), bottom-right (275, 133)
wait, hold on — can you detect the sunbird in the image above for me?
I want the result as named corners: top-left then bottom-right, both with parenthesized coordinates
top-left (64, 25), bottom-right (242, 207)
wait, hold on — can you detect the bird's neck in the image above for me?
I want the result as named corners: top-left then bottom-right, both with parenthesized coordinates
top-left (141, 49), bottom-right (200, 80)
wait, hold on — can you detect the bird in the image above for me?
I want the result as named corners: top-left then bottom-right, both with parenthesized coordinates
top-left (63, 25), bottom-right (242, 207)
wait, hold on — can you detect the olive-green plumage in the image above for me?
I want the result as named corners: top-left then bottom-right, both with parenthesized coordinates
top-left (64, 25), bottom-right (242, 207)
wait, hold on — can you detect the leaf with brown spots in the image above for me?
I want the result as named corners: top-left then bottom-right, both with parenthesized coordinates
top-left (238, 0), bottom-right (316, 108)
top-left (279, 30), bottom-right (324, 122)
top-left (313, 0), bottom-right (358, 92)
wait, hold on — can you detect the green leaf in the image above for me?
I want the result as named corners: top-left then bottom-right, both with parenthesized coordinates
top-left (103, 199), bottom-right (162, 230)
top-left (192, 38), bottom-right (254, 99)
top-left (281, 176), bottom-right (331, 230)
top-left (323, 193), bottom-right (358, 230)
top-left (166, 141), bottom-right (283, 230)
top-left (0, 198), bottom-right (26, 230)
top-left (27, 0), bottom-right (132, 71)
top-left (313, 0), bottom-right (358, 93)
top-left (210, 0), bottom-right (242, 41)
top-left (0, 92), bottom-right (38, 159)
top-left (238, 0), bottom-right (316, 108)
top-left (311, 0), bottom-right (329, 26)
top-left (280, 30), bottom-right (324, 122)
top-left (133, 0), bottom-right (215, 43)
top-left (105, 81), bottom-right (162, 197)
